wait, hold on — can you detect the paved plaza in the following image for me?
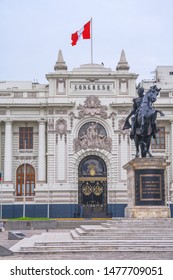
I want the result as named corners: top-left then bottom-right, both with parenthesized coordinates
top-left (1, 229), bottom-right (173, 260)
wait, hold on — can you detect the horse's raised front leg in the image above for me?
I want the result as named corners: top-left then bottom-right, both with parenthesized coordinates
top-left (156, 110), bottom-right (165, 117)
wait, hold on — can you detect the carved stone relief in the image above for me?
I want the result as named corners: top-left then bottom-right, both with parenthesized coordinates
top-left (56, 118), bottom-right (67, 141)
top-left (69, 96), bottom-right (116, 130)
top-left (74, 122), bottom-right (112, 153)
top-left (77, 96), bottom-right (108, 119)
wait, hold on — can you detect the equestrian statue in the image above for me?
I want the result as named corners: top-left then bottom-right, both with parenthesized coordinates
top-left (123, 85), bottom-right (165, 157)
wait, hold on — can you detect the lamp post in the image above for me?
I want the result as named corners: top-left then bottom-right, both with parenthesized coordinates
top-left (47, 183), bottom-right (50, 218)
top-left (23, 140), bottom-right (26, 218)
top-left (167, 166), bottom-right (170, 212)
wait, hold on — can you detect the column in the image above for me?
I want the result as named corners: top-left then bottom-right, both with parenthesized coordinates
top-left (38, 121), bottom-right (46, 182)
top-left (4, 121), bottom-right (13, 182)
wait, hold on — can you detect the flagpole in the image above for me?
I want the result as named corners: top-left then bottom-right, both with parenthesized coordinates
top-left (91, 17), bottom-right (93, 64)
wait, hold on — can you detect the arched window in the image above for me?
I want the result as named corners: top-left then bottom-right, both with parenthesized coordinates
top-left (78, 155), bottom-right (107, 178)
top-left (16, 164), bottom-right (35, 196)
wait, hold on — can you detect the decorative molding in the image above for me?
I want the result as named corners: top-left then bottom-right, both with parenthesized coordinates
top-left (56, 78), bottom-right (66, 95)
top-left (107, 112), bottom-right (116, 128)
top-left (118, 109), bottom-right (130, 115)
top-left (118, 118), bottom-right (129, 139)
top-left (118, 78), bottom-right (129, 95)
top-left (14, 92), bottom-right (23, 98)
top-left (0, 109), bottom-right (6, 115)
top-left (48, 118), bottom-right (54, 131)
top-left (48, 109), bottom-right (54, 115)
top-left (55, 109), bottom-right (67, 115)
top-left (0, 92), bottom-right (11, 96)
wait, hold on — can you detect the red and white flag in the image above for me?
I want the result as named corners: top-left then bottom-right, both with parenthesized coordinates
top-left (71, 20), bottom-right (91, 46)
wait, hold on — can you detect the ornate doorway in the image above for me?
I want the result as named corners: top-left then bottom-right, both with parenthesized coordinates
top-left (78, 156), bottom-right (107, 218)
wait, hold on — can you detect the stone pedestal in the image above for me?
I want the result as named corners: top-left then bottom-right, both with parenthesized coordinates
top-left (123, 157), bottom-right (170, 218)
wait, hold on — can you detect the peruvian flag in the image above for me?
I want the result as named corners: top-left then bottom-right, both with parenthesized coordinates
top-left (71, 20), bottom-right (91, 46)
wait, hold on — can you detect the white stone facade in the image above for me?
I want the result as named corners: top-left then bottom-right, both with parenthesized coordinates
top-left (0, 50), bottom-right (173, 218)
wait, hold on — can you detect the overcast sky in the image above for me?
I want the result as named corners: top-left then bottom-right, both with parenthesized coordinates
top-left (1, 0), bottom-right (173, 84)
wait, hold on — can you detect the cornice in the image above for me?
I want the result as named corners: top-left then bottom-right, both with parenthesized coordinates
top-left (0, 102), bottom-right (75, 108)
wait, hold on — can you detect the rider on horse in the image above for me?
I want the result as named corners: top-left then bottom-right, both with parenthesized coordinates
top-left (123, 85), bottom-right (164, 157)
top-left (123, 86), bottom-right (144, 139)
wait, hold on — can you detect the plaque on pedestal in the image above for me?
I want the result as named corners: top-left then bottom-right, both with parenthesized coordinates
top-left (123, 157), bottom-right (170, 218)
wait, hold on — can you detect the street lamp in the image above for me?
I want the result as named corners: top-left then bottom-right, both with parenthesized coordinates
top-left (47, 183), bottom-right (50, 218)
top-left (23, 140), bottom-right (26, 218)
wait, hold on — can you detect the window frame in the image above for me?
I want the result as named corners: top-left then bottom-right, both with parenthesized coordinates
top-left (19, 127), bottom-right (33, 149)
top-left (151, 127), bottom-right (165, 150)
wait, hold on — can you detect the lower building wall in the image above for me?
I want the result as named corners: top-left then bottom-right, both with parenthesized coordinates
top-left (170, 204), bottom-right (173, 217)
top-left (1, 204), bottom-right (173, 219)
top-left (107, 204), bottom-right (127, 217)
top-left (2, 204), bottom-right (78, 219)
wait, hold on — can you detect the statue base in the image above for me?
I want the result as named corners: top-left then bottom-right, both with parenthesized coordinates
top-left (123, 157), bottom-right (170, 219)
top-left (125, 206), bottom-right (170, 218)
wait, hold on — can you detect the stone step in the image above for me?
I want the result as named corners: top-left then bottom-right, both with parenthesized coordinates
top-left (83, 223), bottom-right (173, 228)
top-left (72, 227), bottom-right (173, 235)
top-left (111, 218), bottom-right (173, 222)
top-left (80, 225), bottom-right (173, 233)
top-left (34, 238), bottom-right (173, 246)
top-left (10, 218), bottom-right (173, 254)
top-left (70, 230), bottom-right (173, 240)
top-left (19, 243), bottom-right (173, 253)
top-left (105, 219), bottom-right (173, 223)
top-left (103, 224), bottom-right (173, 228)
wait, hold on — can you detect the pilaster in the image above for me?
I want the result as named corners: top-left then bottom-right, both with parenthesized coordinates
top-left (4, 121), bottom-right (13, 182)
top-left (38, 121), bottom-right (46, 182)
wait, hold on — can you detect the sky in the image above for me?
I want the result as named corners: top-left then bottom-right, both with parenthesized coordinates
top-left (0, 0), bottom-right (173, 84)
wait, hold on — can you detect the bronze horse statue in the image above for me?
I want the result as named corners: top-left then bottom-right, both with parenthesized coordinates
top-left (124, 85), bottom-right (165, 157)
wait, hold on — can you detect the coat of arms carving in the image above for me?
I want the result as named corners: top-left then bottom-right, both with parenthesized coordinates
top-left (77, 96), bottom-right (108, 119)
top-left (56, 118), bottom-right (67, 140)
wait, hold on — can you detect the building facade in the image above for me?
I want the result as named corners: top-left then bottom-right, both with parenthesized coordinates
top-left (0, 51), bottom-right (173, 218)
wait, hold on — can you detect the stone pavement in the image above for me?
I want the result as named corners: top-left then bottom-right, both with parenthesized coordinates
top-left (1, 229), bottom-right (173, 260)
